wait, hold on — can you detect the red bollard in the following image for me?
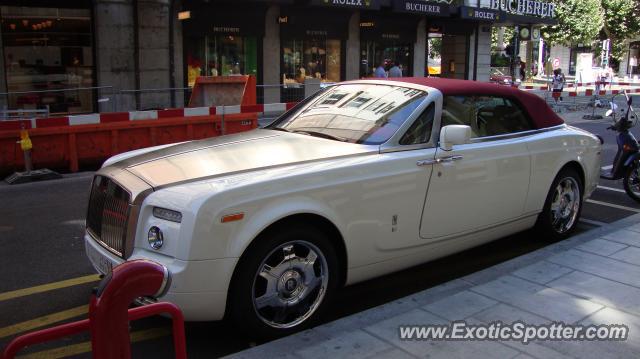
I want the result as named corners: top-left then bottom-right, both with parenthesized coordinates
top-left (89, 259), bottom-right (171, 359)
top-left (2, 260), bottom-right (186, 359)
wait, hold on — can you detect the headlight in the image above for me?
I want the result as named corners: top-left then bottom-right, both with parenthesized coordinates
top-left (153, 207), bottom-right (182, 223)
top-left (148, 226), bottom-right (164, 250)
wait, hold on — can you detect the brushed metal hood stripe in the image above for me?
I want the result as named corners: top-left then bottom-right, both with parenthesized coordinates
top-left (111, 130), bottom-right (281, 169)
top-left (128, 150), bottom-right (378, 190)
top-left (121, 129), bottom-right (378, 188)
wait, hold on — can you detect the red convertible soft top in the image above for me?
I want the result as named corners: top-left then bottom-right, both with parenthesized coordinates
top-left (379, 77), bottom-right (565, 129)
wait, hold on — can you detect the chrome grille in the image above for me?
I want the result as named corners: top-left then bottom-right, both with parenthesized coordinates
top-left (86, 176), bottom-right (131, 257)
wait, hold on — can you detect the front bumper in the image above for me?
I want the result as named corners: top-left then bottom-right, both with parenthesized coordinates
top-left (84, 233), bottom-right (238, 321)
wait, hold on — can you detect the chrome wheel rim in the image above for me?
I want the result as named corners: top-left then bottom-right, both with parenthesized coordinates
top-left (251, 240), bottom-right (328, 329)
top-left (550, 177), bottom-right (581, 234)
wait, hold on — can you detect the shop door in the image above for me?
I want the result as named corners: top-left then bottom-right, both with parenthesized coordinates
top-left (361, 41), bottom-right (412, 78)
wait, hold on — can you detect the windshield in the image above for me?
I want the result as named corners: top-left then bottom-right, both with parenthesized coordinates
top-left (269, 83), bottom-right (427, 145)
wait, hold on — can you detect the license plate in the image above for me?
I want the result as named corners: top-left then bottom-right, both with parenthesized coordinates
top-left (87, 243), bottom-right (114, 275)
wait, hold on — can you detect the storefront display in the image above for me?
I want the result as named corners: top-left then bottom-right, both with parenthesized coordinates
top-left (282, 38), bottom-right (341, 84)
top-left (359, 13), bottom-right (419, 78)
top-left (185, 33), bottom-right (258, 87)
top-left (1, 6), bottom-right (95, 114)
top-left (182, 3), bottom-right (265, 88)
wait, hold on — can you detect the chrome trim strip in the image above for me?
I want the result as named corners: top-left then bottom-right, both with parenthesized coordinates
top-left (468, 124), bottom-right (567, 143)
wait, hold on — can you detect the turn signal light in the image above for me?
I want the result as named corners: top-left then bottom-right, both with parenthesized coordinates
top-left (221, 213), bottom-right (244, 223)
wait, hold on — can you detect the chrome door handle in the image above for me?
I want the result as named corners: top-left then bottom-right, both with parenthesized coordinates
top-left (416, 155), bottom-right (463, 167)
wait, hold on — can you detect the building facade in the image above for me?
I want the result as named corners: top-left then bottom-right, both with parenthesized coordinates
top-left (0, 0), bottom-right (555, 113)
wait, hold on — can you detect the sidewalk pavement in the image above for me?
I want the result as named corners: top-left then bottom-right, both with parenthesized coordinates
top-left (228, 214), bottom-right (640, 359)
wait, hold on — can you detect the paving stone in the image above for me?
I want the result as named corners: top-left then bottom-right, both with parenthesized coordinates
top-left (547, 271), bottom-right (640, 316)
top-left (602, 229), bottom-right (640, 247)
top-left (423, 290), bottom-right (498, 321)
top-left (470, 275), bottom-right (602, 323)
top-left (315, 279), bottom-right (471, 336)
top-left (610, 246), bottom-right (640, 266)
top-left (576, 238), bottom-right (627, 256)
top-left (226, 328), bottom-right (332, 359)
top-left (512, 260), bottom-right (574, 285)
top-left (541, 307), bottom-right (640, 359)
top-left (547, 249), bottom-right (640, 288)
top-left (363, 348), bottom-right (416, 359)
top-left (364, 309), bottom-right (519, 359)
top-left (471, 303), bottom-right (573, 359)
top-left (294, 330), bottom-right (392, 359)
top-left (625, 223), bottom-right (640, 233)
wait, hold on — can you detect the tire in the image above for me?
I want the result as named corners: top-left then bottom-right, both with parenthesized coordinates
top-left (535, 168), bottom-right (583, 241)
top-left (227, 224), bottom-right (339, 339)
top-left (623, 162), bottom-right (640, 203)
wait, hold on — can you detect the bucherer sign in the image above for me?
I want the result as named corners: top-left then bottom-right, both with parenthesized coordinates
top-left (484, 0), bottom-right (555, 18)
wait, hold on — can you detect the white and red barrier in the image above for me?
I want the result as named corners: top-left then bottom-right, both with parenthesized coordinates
top-left (0, 102), bottom-right (298, 130)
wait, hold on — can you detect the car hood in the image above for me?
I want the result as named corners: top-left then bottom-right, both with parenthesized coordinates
top-left (109, 129), bottom-right (377, 188)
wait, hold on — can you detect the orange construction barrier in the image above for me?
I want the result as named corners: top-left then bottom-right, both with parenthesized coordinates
top-left (0, 113), bottom-right (258, 176)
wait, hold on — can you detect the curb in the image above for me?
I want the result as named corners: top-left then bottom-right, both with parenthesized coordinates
top-left (227, 213), bottom-right (640, 358)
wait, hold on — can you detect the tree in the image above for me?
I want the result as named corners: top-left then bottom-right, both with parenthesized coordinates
top-left (542, 0), bottom-right (603, 46)
top-left (601, 0), bottom-right (640, 62)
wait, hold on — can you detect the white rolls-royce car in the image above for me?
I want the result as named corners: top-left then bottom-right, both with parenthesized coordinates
top-left (85, 78), bottom-right (601, 337)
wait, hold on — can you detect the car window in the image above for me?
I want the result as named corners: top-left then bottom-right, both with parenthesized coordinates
top-left (269, 84), bottom-right (427, 145)
top-left (399, 104), bottom-right (435, 145)
top-left (441, 95), bottom-right (532, 138)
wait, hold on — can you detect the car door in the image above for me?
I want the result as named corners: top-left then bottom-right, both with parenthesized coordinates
top-left (419, 95), bottom-right (532, 240)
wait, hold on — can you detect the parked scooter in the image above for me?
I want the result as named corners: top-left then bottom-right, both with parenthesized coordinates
top-left (600, 92), bottom-right (640, 202)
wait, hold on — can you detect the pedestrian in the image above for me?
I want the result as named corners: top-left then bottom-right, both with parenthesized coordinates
top-left (389, 61), bottom-right (402, 78)
top-left (374, 63), bottom-right (387, 78)
top-left (518, 56), bottom-right (526, 82)
top-left (552, 68), bottom-right (565, 102)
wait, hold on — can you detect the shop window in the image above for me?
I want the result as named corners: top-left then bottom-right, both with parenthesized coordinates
top-left (281, 38), bottom-right (341, 84)
top-left (628, 42), bottom-right (640, 76)
top-left (360, 40), bottom-right (412, 78)
top-left (186, 34), bottom-right (258, 87)
top-left (1, 6), bottom-right (95, 114)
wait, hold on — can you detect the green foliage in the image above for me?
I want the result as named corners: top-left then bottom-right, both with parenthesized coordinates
top-left (601, 0), bottom-right (640, 61)
top-left (540, 0), bottom-right (640, 64)
top-left (542, 0), bottom-right (603, 46)
top-left (428, 37), bottom-right (442, 59)
top-left (491, 27), bottom-right (515, 52)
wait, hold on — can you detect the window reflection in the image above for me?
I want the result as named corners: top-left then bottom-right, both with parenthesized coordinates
top-left (273, 84), bottom-right (426, 145)
top-left (1, 6), bottom-right (94, 114)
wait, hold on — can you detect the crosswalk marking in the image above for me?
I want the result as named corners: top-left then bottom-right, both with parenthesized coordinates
top-left (0, 274), bottom-right (100, 302)
top-left (586, 199), bottom-right (640, 213)
top-left (0, 305), bottom-right (88, 339)
top-left (579, 218), bottom-right (607, 227)
top-left (597, 185), bottom-right (627, 193)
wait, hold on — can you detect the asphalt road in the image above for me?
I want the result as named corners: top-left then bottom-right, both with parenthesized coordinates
top-left (1, 120), bottom-right (639, 358)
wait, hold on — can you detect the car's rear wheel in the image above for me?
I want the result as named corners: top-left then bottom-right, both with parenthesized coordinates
top-left (536, 168), bottom-right (583, 241)
top-left (227, 225), bottom-right (338, 339)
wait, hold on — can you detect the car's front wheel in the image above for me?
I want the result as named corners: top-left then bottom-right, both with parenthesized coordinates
top-left (536, 168), bottom-right (583, 241)
top-left (227, 225), bottom-right (338, 338)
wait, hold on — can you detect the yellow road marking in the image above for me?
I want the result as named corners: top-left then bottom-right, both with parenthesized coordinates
top-left (0, 275), bottom-right (100, 302)
top-left (0, 305), bottom-right (88, 339)
top-left (17, 327), bottom-right (170, 359)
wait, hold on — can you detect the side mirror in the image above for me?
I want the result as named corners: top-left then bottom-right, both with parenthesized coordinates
top-left (440, 125), bottom-right (471, 151)
top-left (605, 109), bottom-right (613, 117)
